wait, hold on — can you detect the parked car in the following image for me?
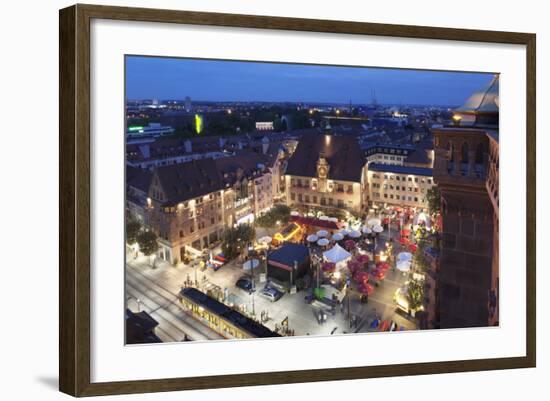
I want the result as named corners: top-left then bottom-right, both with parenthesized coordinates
top-left (259, 286), bottom-right (284, 302)
top-left (235, 277), bottom-right (255, 293)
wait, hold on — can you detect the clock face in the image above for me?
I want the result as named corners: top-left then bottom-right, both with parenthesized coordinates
top-left (318, 166), bottom-right (327, 177)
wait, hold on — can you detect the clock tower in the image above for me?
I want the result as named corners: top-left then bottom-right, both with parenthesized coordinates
top-left (317, 153), bottom-right (329, 192)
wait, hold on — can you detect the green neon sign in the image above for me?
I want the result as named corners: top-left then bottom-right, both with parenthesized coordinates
top-left (128, 126), bottom-right (144, 132)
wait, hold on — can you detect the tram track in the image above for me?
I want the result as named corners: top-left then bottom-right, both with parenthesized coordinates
top-left (126, 265), bottom-right (224, 341)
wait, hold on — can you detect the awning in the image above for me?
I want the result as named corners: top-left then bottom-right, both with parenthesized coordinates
top-left (323, 243), bottom-right (352, 265)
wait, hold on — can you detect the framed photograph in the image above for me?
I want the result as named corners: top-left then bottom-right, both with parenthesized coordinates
top-left (59, 4), bottom-right (536, 397)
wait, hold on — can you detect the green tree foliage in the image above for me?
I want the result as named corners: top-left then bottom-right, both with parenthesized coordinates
top-left (413, 240), bottom-right (430, 272)
top-left (425, 185), bottom-right (441, 214)
top-left (221, 224), bottom-right (256, 260)
top-left (273, 117), bottom-right (287, 132)
top-left (255, 204), bottom-right (291, 228)
top-left (407, 278), bottom-right (424, 312)
top-left (288, 110), bottom-right (310, 130)
top-left (137, 230), bottom-right (159, 261)
top-left (126, 220), bottom-right (142, 245)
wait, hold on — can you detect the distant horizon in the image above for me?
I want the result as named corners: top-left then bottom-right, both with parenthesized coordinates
top-left (126, 56), bottom-right (495, 107)
top-left (125, 98), bottom-right (462, 108)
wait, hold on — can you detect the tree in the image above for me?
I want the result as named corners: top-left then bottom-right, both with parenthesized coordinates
top-left (126, 219), bottom-right (142, 245)
top-left (407, 278), bottom-right (424, 314)
top-left (425, 185), bottom-right (441, 214)
top-left (255, 204), bottom-right (291, 228)
top-left (413, 242), bottom-right (430, 272)
top-left (137, 230), bottom-right (159, 267)
top-left (222, 224), bottom-right (256, 260)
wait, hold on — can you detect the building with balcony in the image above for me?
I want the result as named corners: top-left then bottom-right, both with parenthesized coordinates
top-left (431, 74), bottom-right (499, 328)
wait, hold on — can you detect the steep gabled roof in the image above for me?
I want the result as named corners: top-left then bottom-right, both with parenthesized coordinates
top-left (285, 134), bottom-right (365, 182)
top-left (154, 159), bottom-right (224, 206)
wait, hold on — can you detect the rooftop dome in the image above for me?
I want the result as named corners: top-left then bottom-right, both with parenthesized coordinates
top-left (453, 74), bottom-right (499, 127)
top-left (456, 74), bottom-right (499, 114)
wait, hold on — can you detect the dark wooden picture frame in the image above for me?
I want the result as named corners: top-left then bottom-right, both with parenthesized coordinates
top-left (59, 3), bottom-right (536, 397)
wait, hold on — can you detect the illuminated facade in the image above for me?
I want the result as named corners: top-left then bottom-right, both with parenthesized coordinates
top-left (284, 134), bottom-right (368, 215)
top-left (366, 164), bottom-right (434, 210)
top-left (141, 153), bottom-right (275, 262)
top-left (255, 121), bottom-right (274, 131)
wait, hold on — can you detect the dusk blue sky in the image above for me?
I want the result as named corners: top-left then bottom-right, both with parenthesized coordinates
top-left (126, 56), bottom-right (495, 106)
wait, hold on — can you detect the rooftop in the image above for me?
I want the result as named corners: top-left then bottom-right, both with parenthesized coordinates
top-left (286, 134), bottom-right (365, 182)
top-left (268, 243), bottom-right (310, 267)
top-left (368, 163), bottom-right (433, 177)
top-left (455, 74), bottom-right (499, 115)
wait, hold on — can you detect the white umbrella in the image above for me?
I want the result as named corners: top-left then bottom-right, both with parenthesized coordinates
top-left (319, 215), bottom-right (330, 221)
top-left (361, 226), bottom-right (372, 234)
top-left (368, 218), bottom-right (381, 227)
top-left (397, 252), bottom-right (413, 262)
top-left (328, 217), bottom-right (339, 223)
top-left (243, 259), bottom-right (260, 270)
top-left (340, 229), bottom-right (351, 236)
top-left (349, 230), bottom-right (361, 238)
top-left (372, 224), bottom-right (384, 234)
top-left (258, 236), bottom-right (272, 245)
top-left (317, 230), bottom-right (329, 238)
top-left (307, 234), bottom-right (319, 242)
top-left (317, 238), bottom-right (330, 247)
top-left (290, 211), bottom-right (300, 216)
top-left (396, 260), bottom-right (411, 272)
top-left (332, 233), bottom-right (344, 241)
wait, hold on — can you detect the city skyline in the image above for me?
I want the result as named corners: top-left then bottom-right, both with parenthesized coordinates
top-left (125, 56), bottom-right (495, 106)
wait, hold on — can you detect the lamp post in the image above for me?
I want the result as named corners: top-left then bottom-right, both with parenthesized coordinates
top-left (372, 224), bottom-right (384, 262)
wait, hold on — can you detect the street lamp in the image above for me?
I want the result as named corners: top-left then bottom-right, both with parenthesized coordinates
top-left (126, 296), bottom-right (142, 312)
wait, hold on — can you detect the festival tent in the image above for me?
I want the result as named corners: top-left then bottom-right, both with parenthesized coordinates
top-left (358, 282), bottom-right (374, 296)
top-left (344, 239), bottom-right (356, 250)
top-left (323, 243), bottom-right (352, 268)
top-left (356, 254), bottom-right (370, 265)
top-left (370, 269), bottom-right (386, 280)
top-left (306, 234), bottom-right (319, 243)
top-left (396, 260), bottom-right (412, 272)
top-left (349, 230), bottom-right (361, 238)
top-left (367, 218), bottom-right (381, 226)
top-left (332, 232), bottom-right (344, 241)
top-left (397, 252), bottom-right (413, 262)
top-left (317, 238), bottom-right (330, 247)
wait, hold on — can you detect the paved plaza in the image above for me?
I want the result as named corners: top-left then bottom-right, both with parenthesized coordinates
top-left (125, 217), bottom-right (419, 342)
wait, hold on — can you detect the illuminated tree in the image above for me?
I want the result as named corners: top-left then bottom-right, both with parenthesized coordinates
top-left (426, 185), bottom-right (441, 214)
top-left (137, 230), bottom-right (159, 267)
top-left (126, 219), bottom-right (142, 245)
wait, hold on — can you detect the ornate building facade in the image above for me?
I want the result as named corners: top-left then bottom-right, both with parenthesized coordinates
top-left (284, 134), bottom-right (368, 216)
top-left (134, 152), bottom-right (276, 263)
top-left (431, 75), bottom-right (499, 328)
